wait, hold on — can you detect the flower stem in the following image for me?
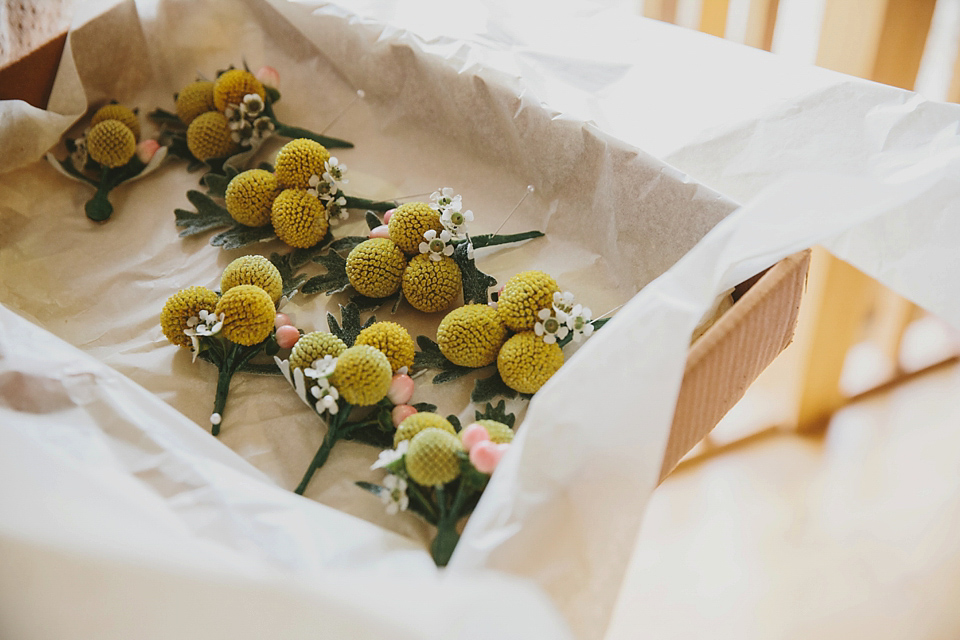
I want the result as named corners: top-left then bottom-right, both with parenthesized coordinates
top-left (431, 481), bottom-right (469, 567)
top-left (85, 180), bottom-right (114, 221)
top-left (270, 119), bottom-right (354, 149)
top-left (469, 230), bottom-right (544, 249)
top-left (294, 404), bottom-right (353, 495)
top-left (211, 361), bottom-right (235, 437)
top-left (343, 195), bottom-right (397, 212)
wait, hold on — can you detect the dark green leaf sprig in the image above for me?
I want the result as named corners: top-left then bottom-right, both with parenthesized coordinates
top-left (46, 102), bottom-right (167, 221)
top-left (148, 63), bottom-right (354, 178)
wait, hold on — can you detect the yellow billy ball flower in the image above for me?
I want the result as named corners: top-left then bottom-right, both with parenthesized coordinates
top-left (497, 331), bottom-right (564, 394)
top-left (436, 304), bottom-right (508, 367)
top-left (475, 419), bottom-right (514, 444)
top-left (86, 120), bottom-right (136, 168)
top-left (497, 270), bottom-right (560, 332)
top-left (213, 69), bottom-right (266, 112)
top-left (345, 238), bottom-right (407, 298)
top-left (225, 169), bottom-right (281, 227)
top-left (274, 139), bottom-right (330, 189)
top-left (402, 254), bottom-right (462, 313)
top-left (289, 331), bottom-right (347, 370)
top-left (355, 321), bottom-right (415, 373)
top-left (221, 254), bottom-right (283, 304)
top-left (160, 286), bottom-right (219, 348)
top-left (394, 412), bottom-right (457, 448)
top-left (271, 189), bottom-right (329, 248)
top-left (91, 104), bottom-right (140, 140)
top-left (186, 111), bottom-right (238, 161)
top-left (214, 284), bottom-right (276, 346)
top-left (329, 344), bottom-right (392, 406)
top-left (175, 80), bottom-right (216, 125)
top-left (387, 202), bottom-right (444, 255)
top-left (405, 428), bottom-right (464, 486)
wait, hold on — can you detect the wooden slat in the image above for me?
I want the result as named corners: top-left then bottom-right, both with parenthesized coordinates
top-left (871, 0), bottom-right (937, 90)
top-left (949, 37), bottom-right (960, 103)
top-left (699, 0), bottom-right (731, 38)
top-left (744, 0), bottom-right (779, 51)
top-left (644, 0), bottom-right (679, 23)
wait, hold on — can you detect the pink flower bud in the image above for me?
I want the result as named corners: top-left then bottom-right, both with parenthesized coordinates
top-left (136, 139), bottom-right (160, 164)
top-left (369, 224), bottom-right (390, 239)
top-left (383, 208), bottom-right (396, 223)
top-left (256, 65), bottom-right (280, 89)
top-left (460, 423), bottom-right (490, 451)
top-left (392, 404), bottom-right (417, 427)
top-left (387, 373), bottom-right (414, 405)
top-left (276, 325), bottom-right (300, 349)
top-left (470, 441), bottom-right (508, 474)
top-left (274, 313), bottom-right (292, 329)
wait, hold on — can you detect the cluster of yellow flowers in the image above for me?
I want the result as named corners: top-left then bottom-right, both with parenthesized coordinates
top-left (346, 202), bottom-right (463, 313)
top-left (177, 69), bottom-right (267, 161)
top-left (86, 104), bottom-right (140, 168)
top-left (223, 138), bottom-right (343, 248)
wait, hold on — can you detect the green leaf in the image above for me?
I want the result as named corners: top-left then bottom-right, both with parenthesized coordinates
top-left (329, 235), bottom-right (367, 253)
top-left (265, 86), bottom-right (281, 105)
top-left (269, 251), bottom-right (309, 299)
top-left (341, 419), bottom-right (394, 449)
top-left (271, 119), bottom-right (354, 149)
top-left (257, 161), bottom-right (274, 172)
top-left (556, 317), bottom-right (611, 349)
top-left (471, 371), bottom-right (525, 404)
top-left (202, 166), bottom-right (239, 198)
top-left (469, 230), bottom-right (544, 250)
top-left (301, 250), bottom-right (351, 296)
top-left (343, 195), bottom-right (396, 212)
top-left (289, 235), bottom-right (333, 268)
top-left (147, 108), bottom-right (183, 126)
top-left (175, 190), bottom-right (235, 235)
top-left (413, 336), bottom-right (473, 383)
top-left (209, 224), bottom-right (276, 249)
top-left (447, 415), bottom-right (462, 432)
top-left (413, 402), bottom-right (438, 413)
top-left (475, 400), bottom-right (515, 428)
top-left (365, 210), bottom-right (383, 230)
top-left (453, 242), bottom-right (497, 305)
top-left (326, 302), bottom-right (374, 347)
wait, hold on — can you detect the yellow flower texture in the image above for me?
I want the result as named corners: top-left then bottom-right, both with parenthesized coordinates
top-left (274, 139), bottom-right (330, 189)
top-left (496, 330), bottom-right (564, 394)
top-left (436, 304), bottom-right (508, 367)
top-left (402, 254), bottom-right (462, 313)
top-left (289, 332), bottom-right (347, 371)
top-left (497, 270), bottom-right (560, 332)
top-left (186, 111), bottom-right (238, 161)
top-left (387, 202), bottom-right (444, 255)
top-left (91, 104), bottom-right (140, 140)
top-left (474, 419), bottom-right (514, 444)
top-left (355, 321), bottom-right (415, 373)
top-left (225, 169), bottom-right (281, 227)
top-left (394, 412), bottom-right (456, 448)
top-left (329, 344), bottom-right (392, 406)
top-left (86, 120), bottom-right (136, 168)
top-left (160, 286), bottom-right (219, 348)
top-left (214, 284), bottom-right (276, 346)
top-left (345, 238), bottom-right (407, 299)
top-left (271, 189), bottom-right (328, 248)
top-left (220, 255), bottom-right (283, 304)
top-left (213, 69), bottom-right (266, 112)
top-left (405, 428), bottom-right (464, 486)
top-left (175, 81), bottom-right (216, 125)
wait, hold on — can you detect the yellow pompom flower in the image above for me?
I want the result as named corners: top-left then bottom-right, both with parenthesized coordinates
top-left (91, 104), bottom-right (140, 140)
top-left (225, 169), bottom-right (281, 227)
top-left (475, 419), bottom-right (514, 444)
top-left (186, 111), bottom-right (238, 161)
top-left (271, 189), bottom-right (329, 248)
top-left (345, 238), bottom-right (407, 298)
top-left (175, 80), bottom-right (216, 125)
top-left (402, 254), bottom-right (462, 313)
top-left (86, 120), bottom-right (136, 168)
top-left (329, 344), bottom-right (392, 406)
top-left (405, 428), bottom-right (464, 486)
top-left (436, 304), bottom-right (508, 367)
top-left (213, 69), bottom-right (266, 112)
top-left (221, 255), bottom-right (283, 304)
top-left (214, 284), bottom-right (276, 346)
top-left (496, 331), bottom-right (564, 394)
top-left (289, 331), bottom-right (347, 370)
top-left (274, 139), bottom-right (330, 189)
top-left (160, 286), bottom-right (219, 348)
top-left (355, 321), bottom-right (415, 373)
top-left (497, 270), bottom-right (560, 332)
top-left (387, 202), bottom-right (444, 255)
top-left (394, 412), bottom-right (457, 448)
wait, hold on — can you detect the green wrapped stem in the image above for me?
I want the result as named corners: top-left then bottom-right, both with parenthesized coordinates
top-left (270, 119), bottom-right (354, 149)
top-left (85, 182), bottom-right (114, 221)
top-left (294, 404), bottom-right (353, 495)
top-left (469, 230), bottom-right (544, 249)
top-left (430, 482), bottom-right (469, 567)
top-left (343, 195), bottom-right (397, 212)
